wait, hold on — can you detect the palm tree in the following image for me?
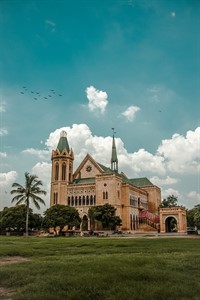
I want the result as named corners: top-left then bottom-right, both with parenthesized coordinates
top-left (10, 172), bottom-right (46, 237)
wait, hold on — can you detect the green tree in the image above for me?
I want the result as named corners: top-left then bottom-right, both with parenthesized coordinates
top-left (160, 195), bottom-right (178, 208)
top-left (43, 204), bottom-right (81, 232)
top-left (88, 203), bottom-right (122, 230)
top-left (10, 172), bottom-right (46, 236)
top-left (187, 205), bottom-right (200, 228)
top-left (0, 205), bottom-right (43, 232)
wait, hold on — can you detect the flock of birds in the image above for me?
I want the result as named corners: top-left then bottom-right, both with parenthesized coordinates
top-left (20, 86), bottom-right (63, 100)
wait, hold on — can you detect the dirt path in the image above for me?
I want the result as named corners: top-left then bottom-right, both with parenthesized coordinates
top-left (0, 256), bottom-right (31, 299)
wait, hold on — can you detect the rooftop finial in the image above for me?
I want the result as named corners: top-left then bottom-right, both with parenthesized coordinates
top-left (60, 130), bottom-right (67, 138)
top-left (111, 127), bottom-right (116, 137)
top-left (111, 127), bottom-right (118, 172)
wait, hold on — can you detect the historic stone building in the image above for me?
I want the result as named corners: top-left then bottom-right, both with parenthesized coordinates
top-left (50, 130), bottom-right (162, 231)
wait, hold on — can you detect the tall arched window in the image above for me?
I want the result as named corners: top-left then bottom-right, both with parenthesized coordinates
top-left (55, 163), bottom-right (59, 180)
top-left (106, 191), bottom-right (108, 199)
top-left (103, 192), bottom-right (105, 200)
top-left (62, 163), bottom-right (66, 181)
top-left (54, 192), bottom-right (58, 204)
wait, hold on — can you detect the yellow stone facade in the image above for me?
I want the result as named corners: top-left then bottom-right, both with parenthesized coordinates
top-left (159, 207), bottom-right (187, 233)
top-left (50, 131), bottom-right (162, 231)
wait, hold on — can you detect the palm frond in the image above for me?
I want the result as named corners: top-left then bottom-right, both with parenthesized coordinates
top-left (11, 195), bottom-right (26, 204)
top-left (11, 182), bottom-right (24, 189)
top-left (32, 199), bottom-right (41, 210)
top-left (30, 194), bottom-right (46, 205)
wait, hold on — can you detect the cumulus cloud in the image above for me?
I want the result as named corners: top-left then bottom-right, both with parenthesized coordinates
top-left (21, 124), bottom-right (200, 209)
top-left (0, 171), bottom-right (17, 187)
top-left (170, 12), bottom-right (176, 17)
top-left (187, 191), bottom-right (200, 203)
top-left (0, 128), bottom-right (8, 136)
top-left (161, 188), bottom-right (180, 200)
top-left (43, 124), bottom-right (166, 176)
top-left (150, 176), bottom-right (178, 186)
top-left (0, 101), bottom-right (6, 112)
top-left (157, 127), bottom-right (200, 174)
top-left (0, 152), bottom-right (7, 158)
top-left (86, 86), bottom-right (108, 114)
top-left (22, 148), bottom-right (50, 160)
top-left (121, 106), bottom-right (140, 122)
top-left (31, 162), bottom-right (52, 208)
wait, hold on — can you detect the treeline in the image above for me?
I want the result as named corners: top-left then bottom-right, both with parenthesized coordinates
top-left (0, 203), bottom-right (122, 235)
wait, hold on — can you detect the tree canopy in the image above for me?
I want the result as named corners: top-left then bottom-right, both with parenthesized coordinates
top-left (43, 204), bottom-right (81, 231)
top-left (160, 195), bottom-right (178, 208)
top-left (187, 205), bottom-right (200, 228)
top-left (88, 203), bottom-right (122, 230)
top-left (0, 205), bottom-right (43, 232)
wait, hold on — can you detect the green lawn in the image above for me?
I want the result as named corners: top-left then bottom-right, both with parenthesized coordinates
top-left (0, 236), bottom-right (200, 300)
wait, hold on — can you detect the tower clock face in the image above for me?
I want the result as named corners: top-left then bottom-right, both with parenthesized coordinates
top-left (86, 165), bottom-right (92, 172)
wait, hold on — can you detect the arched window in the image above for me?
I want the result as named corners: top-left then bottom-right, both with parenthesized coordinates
top-left (75, 197), bottom-right (78, 206)
top-left (68, 197), bottom-right (71, 206)
top-left (86, 196), bottom-right (89, 206)
top-left (79, 196), bottom-right (82, 206)
top-left (106, 191), bottom-right (108, 199)
top-left (103, 192), bottom-right (105, 200)
top-left (90, 195), bottom-right (93, 205)
top-left (62, 163), bottom-right (66, 181)
top-left (83, 196), bottom-right (85, 206)
top-left (54, 192), bottom-right (58, 204)
top-left (55, 163), bottom-right (59, 180)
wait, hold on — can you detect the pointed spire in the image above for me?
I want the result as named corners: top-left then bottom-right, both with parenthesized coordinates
top-left (57, 130), bottom-right (70, 153)
top-left (111, 128), bottom-right (118, 172)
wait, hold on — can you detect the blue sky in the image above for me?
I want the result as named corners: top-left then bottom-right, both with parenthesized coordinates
top-left (0, 0), bottom-right (199, 211)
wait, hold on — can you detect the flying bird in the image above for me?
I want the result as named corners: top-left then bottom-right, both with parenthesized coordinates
top-left (20, 92), bottom-right (24, 94)
top-left (58, 94), bottom-right (62, 96)
top-left (34, 98), bottom-right (38, 100)
top-left (44, 97), bottom-right (48, 99)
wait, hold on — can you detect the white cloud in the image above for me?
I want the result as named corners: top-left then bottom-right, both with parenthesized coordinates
top-left (157, 127), bottom-right (200, 174)
top-left (0, 171), bottom-right (17, 187)
top-left (22, 148), bottom-right (50, 160)
top-left (0, 128), bottom-right (8, 136)
top-left (171, 12), bottom-right (176, 17)
top-left (86, 86), bottom-right (108, 114)
top-left (150, 176), bottom-right (178, 186)
top-left (44, 124), bottom-right (165, 176)
top-left (0, 101), bottom-right (6, 112)
top-left (19, 124), bottom-right (200, 210)
top-left (162, 188), bottom-right (180, 200)
top-left (31, 162), bottom-right (52, 209)
top-left (121, 106), bottom-right (140, 122)
top-left (0, 152), bottom-right (7, 158)
top-left (45, 19), bottom-right (56, 32)
top-left (187, 191), bottom-right (200, 203)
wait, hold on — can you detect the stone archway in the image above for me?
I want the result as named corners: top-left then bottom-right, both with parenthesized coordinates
top-left (165, 216), bottom-right (177, 232)
top-left (159, 207), bottom-right (187, 234)
top-left (82, 215), bottom-right (89, 231)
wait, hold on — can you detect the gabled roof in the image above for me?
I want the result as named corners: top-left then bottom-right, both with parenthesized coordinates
top-left (73, 154), bottom-right (105, 178)
top-left (97, 163), bottom-right (113, 173)
top-left (128, 177), bottom-right (154, 187)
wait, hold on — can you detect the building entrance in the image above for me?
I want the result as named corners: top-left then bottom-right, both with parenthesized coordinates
top-left (165, 216), bottom-right (177, 232)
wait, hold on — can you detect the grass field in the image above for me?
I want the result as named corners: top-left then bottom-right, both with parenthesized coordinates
top-left (0, 236), bottom-right (200, 300)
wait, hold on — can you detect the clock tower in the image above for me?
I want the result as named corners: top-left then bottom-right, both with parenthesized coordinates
top-left (50, 130), bottom-right (74, 206)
